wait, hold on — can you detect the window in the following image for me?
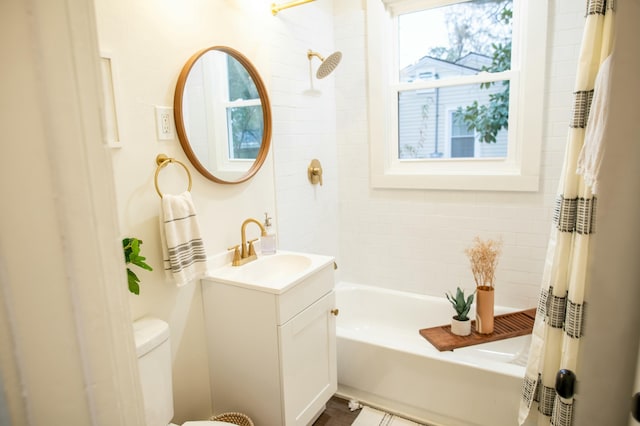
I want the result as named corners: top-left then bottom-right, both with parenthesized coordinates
top-left (367, 0), bottom-right (548, 191)
top-left (184, 52), bottom-right (262, 172)
top-left (225, 55), bottom-right (262, 160)
top-left (450, 111), bottom-right (475, 158)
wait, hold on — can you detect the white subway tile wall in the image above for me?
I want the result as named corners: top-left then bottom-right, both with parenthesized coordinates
top-left (269, 0), bottom-right (341, 257)
top-left (272, 0), bottom-right (584, 309)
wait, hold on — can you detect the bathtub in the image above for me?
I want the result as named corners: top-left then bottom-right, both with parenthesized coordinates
top-left (335, 282), bottom-right (533, 426)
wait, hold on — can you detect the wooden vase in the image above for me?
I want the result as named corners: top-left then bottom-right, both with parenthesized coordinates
top-left (475, 286), bottom-right (494, 334)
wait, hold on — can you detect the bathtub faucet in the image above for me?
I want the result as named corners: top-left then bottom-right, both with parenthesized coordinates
top-left (229, 218), bottom-right (267, 266)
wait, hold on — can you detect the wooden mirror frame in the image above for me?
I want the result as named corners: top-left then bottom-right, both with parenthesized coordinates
top-left (173, 46), bottom-right (272, 184)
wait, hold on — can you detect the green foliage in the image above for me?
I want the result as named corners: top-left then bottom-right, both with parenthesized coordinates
top-left (445, 287), bottom-right (475, 321)
top-left (123, 237), bottom-right (153, 295)
top-left (457, 7), bottom-right (512, 144)
top-left (227, 55), bottom-right (262, 156)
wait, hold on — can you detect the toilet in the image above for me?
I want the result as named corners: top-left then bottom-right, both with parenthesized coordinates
top-left (133, 317), bottom-right (233, 426)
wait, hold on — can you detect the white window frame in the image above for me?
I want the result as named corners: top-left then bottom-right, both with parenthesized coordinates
top-left (367, 0), bottom-right (548, 191)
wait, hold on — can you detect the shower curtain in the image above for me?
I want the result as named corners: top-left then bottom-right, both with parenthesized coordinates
top-left (518, 1), bottom-right (615, 425)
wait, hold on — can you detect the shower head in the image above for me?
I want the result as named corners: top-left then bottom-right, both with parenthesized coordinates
top-left (307, 50), bottom-right (342, 79)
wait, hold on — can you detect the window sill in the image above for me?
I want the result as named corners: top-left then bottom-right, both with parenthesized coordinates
top-left (370, 168), bottom-right (540, 192)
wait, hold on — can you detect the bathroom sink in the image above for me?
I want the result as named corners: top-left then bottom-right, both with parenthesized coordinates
top-left (205, 250), bottom-right (334, 293)
top-left (240, 253), bottom-right (312, 281)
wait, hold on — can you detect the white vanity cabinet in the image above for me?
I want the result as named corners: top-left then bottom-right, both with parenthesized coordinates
top-left (201, 256), bottom-right (337, 426)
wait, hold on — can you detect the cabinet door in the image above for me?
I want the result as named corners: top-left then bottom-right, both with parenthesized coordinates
top-left (279, 291), bottom-right (337, 425)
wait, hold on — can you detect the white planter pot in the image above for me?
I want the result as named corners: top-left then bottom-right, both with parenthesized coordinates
top-left (451, 317), bottom-right (471, 336)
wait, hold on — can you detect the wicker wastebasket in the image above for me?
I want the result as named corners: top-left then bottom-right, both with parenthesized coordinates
top-left (209, 412), bottom-right (254, 426)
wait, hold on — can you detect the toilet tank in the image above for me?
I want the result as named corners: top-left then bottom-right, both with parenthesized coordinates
top-left (133, 317), bottom-right (174, 426)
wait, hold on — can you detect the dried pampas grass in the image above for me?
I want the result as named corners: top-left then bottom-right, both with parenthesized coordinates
top-left (465, 236), bottom-right (502, 289)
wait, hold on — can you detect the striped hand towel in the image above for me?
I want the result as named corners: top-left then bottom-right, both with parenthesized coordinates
top-left (159, 191), bottom-right (208, 287)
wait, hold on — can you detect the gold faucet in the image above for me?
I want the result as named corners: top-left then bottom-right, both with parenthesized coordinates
top-left (230, 218), bottom-right (267, 266)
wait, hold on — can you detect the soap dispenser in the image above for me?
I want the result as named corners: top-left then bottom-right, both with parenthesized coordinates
top-left (261, 213), bottom-right (276, 255)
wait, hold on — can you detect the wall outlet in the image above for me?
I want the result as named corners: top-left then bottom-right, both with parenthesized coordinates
top-left (154, 106), bottom-right (175, 141)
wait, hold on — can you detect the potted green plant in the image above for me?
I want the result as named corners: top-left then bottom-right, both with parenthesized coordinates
top-left (123, 237), bottom-right (152, 295)
top-left (445, 287), bottom-right (475, 336)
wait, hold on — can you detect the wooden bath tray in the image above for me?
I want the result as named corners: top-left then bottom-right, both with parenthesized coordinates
top-left (419, 308), bottom-right (536, 352)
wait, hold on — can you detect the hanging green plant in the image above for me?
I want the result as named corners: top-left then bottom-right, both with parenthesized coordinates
top-left (123, 237), bottom-right (153, 295)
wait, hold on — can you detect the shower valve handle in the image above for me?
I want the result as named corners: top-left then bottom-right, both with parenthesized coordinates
top-left (308, 159), bottom-right (323, 186)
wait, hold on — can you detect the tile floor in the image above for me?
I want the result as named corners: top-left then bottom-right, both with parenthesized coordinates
top-left (313, 396), bottom-right (361, 426)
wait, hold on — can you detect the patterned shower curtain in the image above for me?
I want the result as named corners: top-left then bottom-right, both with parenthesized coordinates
top-left (518, 1), bottom-right (615, 425)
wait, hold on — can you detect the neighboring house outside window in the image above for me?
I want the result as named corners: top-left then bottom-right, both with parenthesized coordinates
top-left (367, 0), bottom-right (548, 191)
top-left (398, 53), bottom-right (508, 160)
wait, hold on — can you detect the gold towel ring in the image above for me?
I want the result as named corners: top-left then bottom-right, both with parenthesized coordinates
top-left (154, 154), bottom-right (192, 198)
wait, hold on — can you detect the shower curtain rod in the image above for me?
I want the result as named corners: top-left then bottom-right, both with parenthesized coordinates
top-left (271, 0), bottom-right (316, 16)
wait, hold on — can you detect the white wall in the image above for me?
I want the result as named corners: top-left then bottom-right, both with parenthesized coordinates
top-left (4, 0), bottom-right (637, 424)
top-left (334, 0), bottom-right (585, 309)
top-left (269, 1), bottom-right (341, 258)
top-left (95, 0), bottom-right (341, 421)
top-left (93, 0), bottom-right (586, 421)
top-left (94, 0), bottom-right (279, 422)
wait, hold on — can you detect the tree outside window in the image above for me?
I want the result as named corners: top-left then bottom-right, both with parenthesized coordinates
top-left (226, 55), bottom-right (263, 160)
top-left (397, 0), bottom-right (512, 160)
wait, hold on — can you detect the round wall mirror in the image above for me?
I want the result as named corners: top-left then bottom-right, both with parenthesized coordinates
top-left (174, 46), bottom-right (272, 184)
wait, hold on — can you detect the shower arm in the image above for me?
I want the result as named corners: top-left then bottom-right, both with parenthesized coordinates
top-left (307, 50), bottom-right (325, 62)
top-left (271, 0), bottom-right (316, 16)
